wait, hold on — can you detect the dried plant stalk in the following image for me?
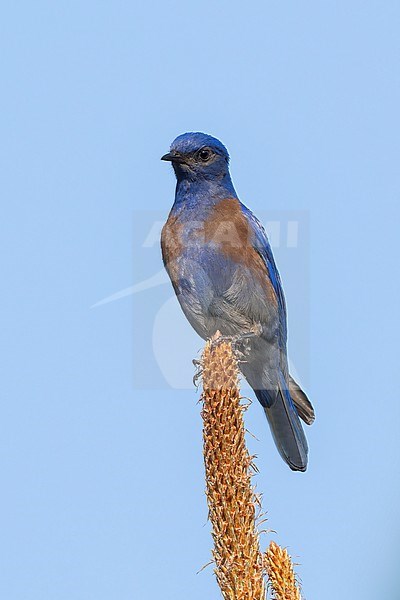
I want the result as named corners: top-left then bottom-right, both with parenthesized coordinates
top-left (201, 336), bottom-right (303, 600)
top-left (201, 336), bottom-right (266, 600)
top-left (264, 541), bottom-right (301, 600)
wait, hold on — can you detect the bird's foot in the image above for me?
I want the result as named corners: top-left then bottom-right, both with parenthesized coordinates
top-left (192, 358), bottom-right (203, 389)
top-left (209, 325), bottom-right (262, 362)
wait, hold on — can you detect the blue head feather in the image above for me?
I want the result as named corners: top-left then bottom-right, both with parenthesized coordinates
top-left (164, 132), bottom-right (236, 203)
top-left (170, 132), bottom-right (230, 162)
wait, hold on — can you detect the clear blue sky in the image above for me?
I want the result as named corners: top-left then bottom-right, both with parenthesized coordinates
top-left (1, 2), bottom-right (399, 599)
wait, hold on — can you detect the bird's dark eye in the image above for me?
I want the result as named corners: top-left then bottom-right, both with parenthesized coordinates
top-left (198, 148), bottom-right (212, 162)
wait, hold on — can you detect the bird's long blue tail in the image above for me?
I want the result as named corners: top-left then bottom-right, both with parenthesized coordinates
top-left (254, 372), bottom-right (309, 472)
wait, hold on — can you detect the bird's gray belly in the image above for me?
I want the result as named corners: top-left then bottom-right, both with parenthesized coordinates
top-left (171, 247), bottom-right (278, 341)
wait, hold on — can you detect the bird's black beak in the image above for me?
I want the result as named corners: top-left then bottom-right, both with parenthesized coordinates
top-left (161, 152), bottom-right (186, 164)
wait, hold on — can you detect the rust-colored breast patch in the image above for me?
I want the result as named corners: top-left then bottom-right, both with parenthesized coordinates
top-left (204, 198), bottom-right (277, 306)
top-left (161, 212), bottom-right (184, 268)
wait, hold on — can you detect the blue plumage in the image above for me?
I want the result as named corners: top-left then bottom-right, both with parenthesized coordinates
top-left (161, 132), bottom-right (314, 471)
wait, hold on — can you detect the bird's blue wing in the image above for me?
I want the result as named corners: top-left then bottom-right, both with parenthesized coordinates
top-left (240, 203), bottom-right (287, 344)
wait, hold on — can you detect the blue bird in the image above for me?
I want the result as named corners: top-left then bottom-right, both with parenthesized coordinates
top-left (161, 132), bottom-right (315, 471)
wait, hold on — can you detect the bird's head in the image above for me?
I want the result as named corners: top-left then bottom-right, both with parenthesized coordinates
top-left (161, 132), bottom-right (230, 182)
